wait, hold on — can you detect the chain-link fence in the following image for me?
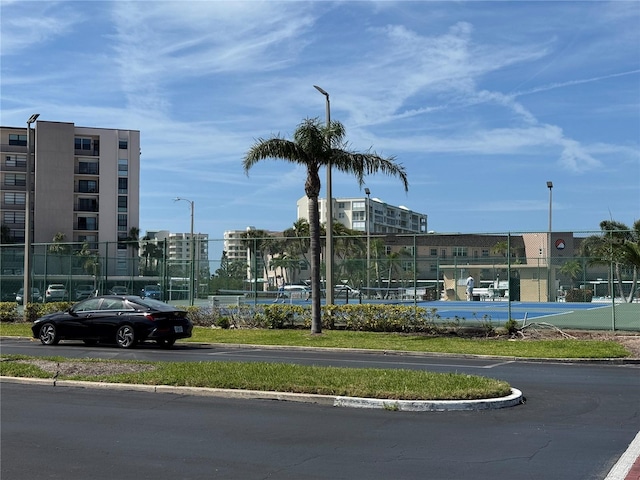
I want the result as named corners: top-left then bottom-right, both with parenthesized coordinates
top-left (2, 229), bottom-right (638, 329)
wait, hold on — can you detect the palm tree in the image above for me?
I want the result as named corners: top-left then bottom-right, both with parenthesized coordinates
top-left (49, 232), bottom-right (71, 274)
top-left (558, 259), bottom-right (583, 288)
top-left (240, 228), bottom-right (274, 291)
top-left (243, 118), bottom-right (408, 333)
top-left (122, 227), bottom-right (140, 277)
top-left (580, 220), bottom-right (638, 302)
top-left (283, 219), bottom-right (312, 275)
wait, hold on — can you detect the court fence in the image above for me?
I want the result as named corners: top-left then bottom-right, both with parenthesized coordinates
top-left (1, 229), bottom-right (638, 330)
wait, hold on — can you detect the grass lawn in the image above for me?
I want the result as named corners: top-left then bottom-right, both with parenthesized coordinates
top-left (1, 322), bottom-right (631, 401)
top-left (0, 354), bottom-right (512, 401)
top-left (0, 323), bottom-right (631, 359)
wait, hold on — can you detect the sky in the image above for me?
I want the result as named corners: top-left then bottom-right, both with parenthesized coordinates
top-left (1, 0), bottom-right (639, 244)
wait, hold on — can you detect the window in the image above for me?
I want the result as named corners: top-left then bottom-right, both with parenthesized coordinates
top-left (430, 248), bottom-right (437, 256)
top-left (118, 159), bottom-right (128, 176)
top-left (4, 174), bottom-right (26, 186)
top-left (77, 198), bottom-right (98, 212)
top-left (482, 249), bottom-right (489, 257)
top-left (78, 180), bottom-right (97, 193)
top-left (5, 155), bottom-right (26, 167)
top-left (118, 178), bottom-right (128, 194)
top-left (75, 138), bottom-right (92, 151)
top-left (77, 217), bottom-right (97, 230)
top-left (102, 299), bottom-right (125, 310)
top-left (78, 235), bottom-right (97, 250)
top-left (3, 211), bottom-right (25, 224)
top-left (78, 161), bottom-right (99, 174)
top-left (118, 195), bottom-right (127, 212)
top-left (4, 192), bottom-right (25, 205)
top-left (119, 139), bottom-right (128, 149)
top-left (117, 234), bottom-right (127, 250)
top-left (441, 249), bottom-right (446, 258)
top-left (453, 247), bottom-right (468, 257)
top-left (118, 214), bottom-right (128, 232)
top-left (74, 298), bottom-right (101, 312)
top-left (9, 134), bottom-right (27, 146)
top-left (352, 201), bottom-right (365, 209)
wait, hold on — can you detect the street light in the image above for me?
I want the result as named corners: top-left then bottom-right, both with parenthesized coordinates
top-left (174, 197), bottom-right (195, 306)
top-left (364, 187), bottom-right (371, 297)
top-left (314, 85), bottom-right (334, 306)
top-left (23, 113), bottom-right (39, 316)
top-left (547, 181), bottom-right (553, 302)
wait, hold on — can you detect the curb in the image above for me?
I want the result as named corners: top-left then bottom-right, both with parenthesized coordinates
top-left (0, 376), bottom-right (523, 411)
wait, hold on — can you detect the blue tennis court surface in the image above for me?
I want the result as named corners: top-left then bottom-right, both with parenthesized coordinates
top-left (415, 300), bottom-right (609, 322)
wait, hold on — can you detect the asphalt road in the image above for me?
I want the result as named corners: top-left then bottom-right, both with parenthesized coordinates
top-left (1, 338), bottom-right (639, 480)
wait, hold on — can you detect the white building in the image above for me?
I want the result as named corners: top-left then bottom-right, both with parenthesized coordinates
top-left (297, 195), bottom-right (427, 234)
top-left (145, 230), bottom-right (209, 270)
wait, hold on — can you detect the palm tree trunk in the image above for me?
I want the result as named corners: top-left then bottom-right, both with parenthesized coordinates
top-left (308, 194), bottom-right (322, 334)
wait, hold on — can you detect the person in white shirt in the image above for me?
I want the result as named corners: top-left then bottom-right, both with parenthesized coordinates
top-left (465, 275), bottom-right (475, 301)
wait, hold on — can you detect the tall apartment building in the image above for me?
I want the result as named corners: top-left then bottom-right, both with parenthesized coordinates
top-left (1, 120), bottom-right (140, 275)
top-left (145, 230), bottom-right (209, 275)
top-left (297, 195), bottom-right (427, 234)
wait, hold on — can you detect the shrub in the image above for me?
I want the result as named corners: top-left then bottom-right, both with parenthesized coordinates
top-left (504, 319), bottom-right (519, 336)
top-left (0, 302), bottom-right (19, 322)
top-left (565, 288), bottom-right (593, 302)
top-left (24, 302), bottom-right (73, 323)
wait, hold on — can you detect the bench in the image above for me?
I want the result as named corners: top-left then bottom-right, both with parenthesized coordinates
top-left (208, 295), bottom-right (246, 308)
top-left (473, 288), bottom-right (502, 301)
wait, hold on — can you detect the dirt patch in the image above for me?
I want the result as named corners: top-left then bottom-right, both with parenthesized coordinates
top-left (512, 325), bottom-right (640, 358)
top-left (17, 359), bottom-right (156, 377)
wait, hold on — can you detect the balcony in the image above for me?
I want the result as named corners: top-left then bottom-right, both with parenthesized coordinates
top-left (75, 201), bottom-right (99, 212)
top-left (76, 164), bottom-right (100, 175)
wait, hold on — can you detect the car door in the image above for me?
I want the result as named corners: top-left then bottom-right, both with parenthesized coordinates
top-left (58, 298), bottom-right (103, 339)
top-left (91, 298), bottom-right (131, 340)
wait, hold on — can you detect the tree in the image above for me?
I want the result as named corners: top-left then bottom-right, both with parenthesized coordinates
top-left (1, 224), bottom-right (13, 244)
top-left (243, 118), bottom-right (408, 333)
top-left (558, 259), bottom-right (583, 288)
top-left (283, 219), bottom-right (311, 272)
top-left (76, 241), bottom-right (101, 289)
top-left (240, 228), bottom-right (275, 290)
top-left (124, 227), bottom-right (140, 277)
top-left (49, 232), bottom-right (71, 274)
top-left (580, 220), bottom-right (638, 302)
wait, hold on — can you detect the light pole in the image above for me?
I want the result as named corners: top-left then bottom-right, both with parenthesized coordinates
top-left (364, 187), bottom-right (371, 297)
top-left (314, 85), bottom-right (334, 306)
top-left (547, 181), bottom-right (553, 302)
top-left (23, 113), bottom-right (39, 315)
top-left (174, 197), bottom-right (195, 306)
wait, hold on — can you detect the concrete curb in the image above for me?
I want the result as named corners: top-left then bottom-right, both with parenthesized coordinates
top-left (0, 376), bottom-right (523, 411)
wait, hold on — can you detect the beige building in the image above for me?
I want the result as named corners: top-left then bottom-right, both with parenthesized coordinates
top-left (297, 195), bottom-right (427, 234)
top-left (1, 120), bottom-right (140, 275)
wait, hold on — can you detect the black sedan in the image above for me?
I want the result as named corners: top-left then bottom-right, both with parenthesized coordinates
top-left (31, 296), bottom-right (192, 349)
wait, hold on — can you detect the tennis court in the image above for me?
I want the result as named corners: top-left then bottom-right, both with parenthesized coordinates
top-left (415, 300), bottom-right (640, 331)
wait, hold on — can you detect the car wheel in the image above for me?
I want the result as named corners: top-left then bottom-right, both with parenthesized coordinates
top-left (39, 323), bottom-right (59, 345)
top-left (115, 325), bottom-right (136, 348)
top-left (156, 338), bottom-right (176, 349)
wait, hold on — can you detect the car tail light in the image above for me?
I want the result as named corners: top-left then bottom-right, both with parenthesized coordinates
top-left (144, 313), bottom-right (157, 321)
